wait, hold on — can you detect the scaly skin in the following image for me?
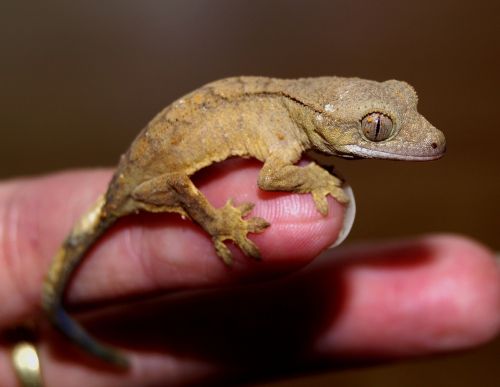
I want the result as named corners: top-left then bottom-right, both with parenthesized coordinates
top-left (42, 76), bottom-right (446, 366)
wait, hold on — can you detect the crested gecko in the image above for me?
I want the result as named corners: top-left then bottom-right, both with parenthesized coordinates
top-left (42, 76), bottom-right (446, 367)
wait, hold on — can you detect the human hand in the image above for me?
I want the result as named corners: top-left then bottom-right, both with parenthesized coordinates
top-left (0, 160), bottom-right (498, 386)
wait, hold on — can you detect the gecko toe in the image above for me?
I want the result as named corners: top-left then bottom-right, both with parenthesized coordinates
top-left (238, 202), bottom-right (255, 217)
top-left (248, 217), bottom-right (270, 233)
top-left (238, 238), bottom-right (262, 260)
top-left (312, 191), bottom-right (329, 216)
top-left (213, 238), bottom-right (234, 266)
top-left (334, 188), bottom-right (350, 204)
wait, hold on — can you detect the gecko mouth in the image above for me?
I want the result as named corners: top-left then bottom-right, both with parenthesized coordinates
top-left (341, 144), bottom-right (445, 161)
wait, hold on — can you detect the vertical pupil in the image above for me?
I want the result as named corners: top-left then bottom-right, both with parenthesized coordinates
top-left (375, 114), bottom-right (381, 139)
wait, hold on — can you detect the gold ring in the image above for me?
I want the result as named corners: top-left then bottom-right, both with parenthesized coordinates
top-left (11, 341), bottom-right (44, 387)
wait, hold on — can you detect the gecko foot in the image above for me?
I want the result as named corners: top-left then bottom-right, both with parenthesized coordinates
top-left (308, 169), bottom-right (350, 216)
top-left (210, 199), bottom-right (270, 265)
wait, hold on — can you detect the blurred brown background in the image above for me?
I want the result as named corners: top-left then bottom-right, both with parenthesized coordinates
top-left (1, 0), bottom-right (498, 385)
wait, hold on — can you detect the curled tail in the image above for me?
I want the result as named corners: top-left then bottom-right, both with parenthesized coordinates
top-left (42, 195), bottom-right (129, 368)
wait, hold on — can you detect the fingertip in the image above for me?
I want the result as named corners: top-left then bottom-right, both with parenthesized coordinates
top-left (425, 234), bottom-right (500, 348)
top-left (249, 194), bottom-right (345, 265)
top-left (316, 234), bottom-right (500, 357)
top-left (197, 158), bottom-right (347, 266)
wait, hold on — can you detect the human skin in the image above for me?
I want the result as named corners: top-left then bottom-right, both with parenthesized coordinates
top-left (0, 160), bottom-right (498, 387)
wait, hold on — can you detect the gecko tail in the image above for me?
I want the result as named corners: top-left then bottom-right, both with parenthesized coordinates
top-left (42, 194), bottom-right (129, 367)
top-left (50, 306), bottom-right (129, 368)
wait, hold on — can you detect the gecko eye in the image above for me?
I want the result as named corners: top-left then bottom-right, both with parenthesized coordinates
top-left (361, 112), bottom-right (393, 142)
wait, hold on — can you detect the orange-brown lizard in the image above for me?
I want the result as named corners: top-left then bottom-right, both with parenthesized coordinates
top-left (42, 76), bottom-right (446, 367)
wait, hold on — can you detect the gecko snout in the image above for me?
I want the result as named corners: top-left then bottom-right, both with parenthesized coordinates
top-left (427, 129), bottom-right (446, 158)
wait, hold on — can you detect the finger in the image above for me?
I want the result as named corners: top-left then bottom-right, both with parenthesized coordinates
top-left (0, 159), bottom-right (346, 326)
top-left (1, 234), bottom-right (498, 387)
top-left (311, 234), bottom-right (500, 359)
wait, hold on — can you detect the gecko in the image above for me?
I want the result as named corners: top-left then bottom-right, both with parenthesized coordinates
top-left (41, 76), bottom-right (446, 367)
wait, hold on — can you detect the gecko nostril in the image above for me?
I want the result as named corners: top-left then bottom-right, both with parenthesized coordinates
top-left (431, 142), bottom-right (438, 149)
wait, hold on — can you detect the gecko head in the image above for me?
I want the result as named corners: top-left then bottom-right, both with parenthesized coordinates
top-left (311, 78), bottom-right (446, 161)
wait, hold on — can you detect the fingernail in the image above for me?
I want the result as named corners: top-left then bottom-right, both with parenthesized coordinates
top-left (330, 183), bottom-right (356, 248)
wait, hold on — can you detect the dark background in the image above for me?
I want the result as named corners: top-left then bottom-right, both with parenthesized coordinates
top-left (1, 1), bottom-right (498, 385)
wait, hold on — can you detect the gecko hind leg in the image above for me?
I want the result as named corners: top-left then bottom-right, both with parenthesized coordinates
top-left (132, 173), bottom-right (270, 264)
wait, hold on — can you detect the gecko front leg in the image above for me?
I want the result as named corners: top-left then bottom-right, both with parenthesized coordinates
top-left (258, 152), bottom-right (349, 215)
top-left (132, 173), bottom-right (270, 264)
